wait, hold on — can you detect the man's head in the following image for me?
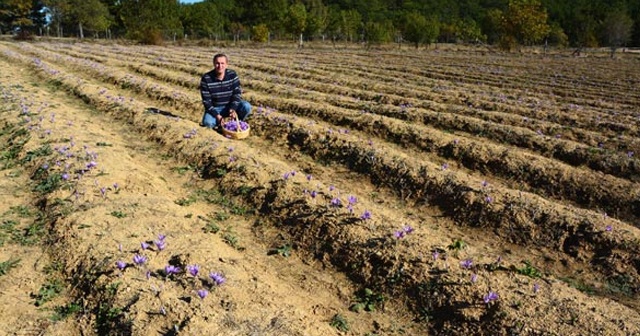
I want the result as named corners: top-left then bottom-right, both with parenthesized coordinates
top-left (213, 53), bottom-right (228, 78)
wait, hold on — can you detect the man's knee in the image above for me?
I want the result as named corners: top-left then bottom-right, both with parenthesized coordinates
top-left (239, 101), bottom-right (252, 120)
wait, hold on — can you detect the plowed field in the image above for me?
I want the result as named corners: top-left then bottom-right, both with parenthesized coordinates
top-left (1, 40), bottom-right (639, 335)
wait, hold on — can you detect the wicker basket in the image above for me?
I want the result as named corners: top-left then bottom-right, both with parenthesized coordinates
top-left (221, 116), bottom-right (250, 140)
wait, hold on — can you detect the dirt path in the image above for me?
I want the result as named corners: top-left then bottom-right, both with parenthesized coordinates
top-left (0, 55), bottom-right (424, 335)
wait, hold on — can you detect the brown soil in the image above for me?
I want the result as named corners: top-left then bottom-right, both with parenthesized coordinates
top-left (1, 40), bottom-right (639, 336)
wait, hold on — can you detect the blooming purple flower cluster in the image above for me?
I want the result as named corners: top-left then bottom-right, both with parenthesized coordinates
top-left (223, 120), bottom-right (249, 132)
top-left (394, 225), bottom-right (414, 239)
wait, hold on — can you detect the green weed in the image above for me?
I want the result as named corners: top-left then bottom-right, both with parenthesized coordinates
top-left (52, 302), bottom-right (82, 321)
top-left (329, 313), bottom-right (349, 332)
top-left (222, 228), bottom-right (242, 250)
top-left (33, 279), bottom-right (64, 306)
top-left (514, 260), bottom-right (542, 278)
top-left (0, 258), bottom-right (21, 276)
top-left (349, 288), bottom-right (385, 313)
top-left (21, 144), bottom-right (52, 164)
top-left (175, 194), bottom-right (197, 206)
top-left (268, 244), bottom-right (292, 257)
top-left (110, 210), bottom-right (127, 218)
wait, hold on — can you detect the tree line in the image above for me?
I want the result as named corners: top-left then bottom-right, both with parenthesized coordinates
top-left (1, 0), bottom-right (638, 50)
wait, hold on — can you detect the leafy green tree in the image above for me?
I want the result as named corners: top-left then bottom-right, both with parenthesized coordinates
top-left (252, 23), bottom-right (269, 42)
top-left (42, 0), bottom-right (69, 37)
top-left (1, 0), bottom-right (34, 32)
top-left (304, 0), bottom-right (328, 39)
top-left (284, 2), bottom-right (307, 46)
top-left (402, 11), bottom-right (440, 48)
top-left (363, 19), bottom-right (394, 47)
top-left (181, 1), bottom-right (223, 39)
top-left (120, 0), bottom-right (182, 44)
top-left (326, 8), bottom-right (361, 42)
top-left (503, 0), bottom-right (550, 45)
top-left (68, 0), bottom-right (111, 38)
top-left (603, 9), bottom-right (633, 57)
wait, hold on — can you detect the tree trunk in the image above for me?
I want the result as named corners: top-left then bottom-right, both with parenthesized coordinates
top-left (78, 22), bottom-right (84, 39)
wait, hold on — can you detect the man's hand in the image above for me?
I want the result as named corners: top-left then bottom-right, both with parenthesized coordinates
top-left (229, 109), bottom-right (237, 119)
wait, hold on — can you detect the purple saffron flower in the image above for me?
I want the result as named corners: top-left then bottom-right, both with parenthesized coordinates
top-left (441, 163), bottom-right (449, 170)
top-left (306, 174), bottom-right (312, 181)
top-left (283, 172), bottom-right (290, 180)
top-left (164, 265), bottom-right (181, 276)
top-left (42, 163), bottom-right (49, 170)
top-left (605, 225), bottom-right (613, 232)
top-left (86, 161), bottom-right (97, 169)
top-left (483, 291), bottom-right (499, 303)
top-left (197, 289), bottom-right (208, 299)
top-left (481, 180), bottom-right (488, 188)
top-left (460, 259), bottom-right (473, 269)
top-left (100, 187), bottom-right (107, 197)
top-left (403, 225), bottom-right (414, 234)
top-left (62, 173), bottom-right (69, 181)
top-left (133, 254), bottom-right (147, 265)
top-left (209, 272), bottom-right (226, 286)
top-left (113, 183), bottom-right (119, 190)
top-left (141, 242), bottom-right (150, 250)
top-left (432, 251), bottom-right (440, 260)
top-left (485, 195), bottom-right (493, 203)
top-left (187, 264), bottom-right (200, 277)
top-left (627, 151), bottom-right (634, 158)
top-left (471, 273), bottom-right (478, 283)
top-left (329, 185), bottom-right (335, 192)
top-left (116, 260), bottom-right (127, 271)
top-left (157, 234), bottom-right (166, 241)
top-left (347, 195), bottom-right (357, 205)
top-left (310, 190), bottom-right (317, 198)
top-left (394, 230), bottom-right (405, 239)
top-left (533, 283), bottom-right (540, 294)
top-left (360, 210), bottom-right (372, 220)
top-left (155, 240), bottom-right (166, 251)
top-left (331, 197), bottom-right (342, 207)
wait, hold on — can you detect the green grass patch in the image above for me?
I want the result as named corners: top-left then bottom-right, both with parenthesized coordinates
top-left (0, 258), bottom-right (21, 276)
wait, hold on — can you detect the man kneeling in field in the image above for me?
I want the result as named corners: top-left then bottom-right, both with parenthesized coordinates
top-left (200, 53), bottom-right (251, 129)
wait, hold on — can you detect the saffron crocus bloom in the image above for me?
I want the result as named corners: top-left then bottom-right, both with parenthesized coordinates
top-left (157, 234), bottom-right (166, 241)
top-left (133, 254), bottom-right (147, 265)
top-left (605, 225), bottom-right (613, 232)
top-left (187, 264), bottom-right (200, 277)
top-left (306, 174), bottom-right (312, 181)
top-left (394, 230), bottom-right (405, 239)
top-left (460, 259), bottom-right (473, 269)
top-left (331, 198), bottom-right (342, 207)
top-left (483, 291), bottom-right (499, 303)
top-left (209, 272), bottom-right (226, 286)
top-left (403, 225), bottom-right (414, 234)
top-left (165, 265), bottom-right (181, 276)
top-left (360, 210), bottom-right (372, 220)
top-left (432, 251), bottom-right (440, 260)
top-left (141, 241), bottom-right (150, 250)
top-left (471, 273), bottom-right (478, 283)
top-left (310, 190), bottom-right (317, 198)
top-left (62, 173), bottom-right (69, 181)
top-left (86, 161), bottom-right (97, 169)
top-left (347, 195), bottom-right (357, 205)
top-left (155, 240), bottom-right (166, 251)
top-left (197, 289), bottom-right (208, 299)
top-left (116, 260), bottom-right (127, 271)
top-left (533, 283), bottom-right (540, 293)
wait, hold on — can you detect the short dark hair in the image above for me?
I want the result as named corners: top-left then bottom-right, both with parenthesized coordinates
top-left (213, 53), bottom-right (228, 63)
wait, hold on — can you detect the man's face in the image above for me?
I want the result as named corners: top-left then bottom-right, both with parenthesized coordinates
top-left (214, 56), bottom-right (228, 77)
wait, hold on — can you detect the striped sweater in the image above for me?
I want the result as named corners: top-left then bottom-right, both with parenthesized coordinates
top-left (200, 69), bottom-right (243, 116)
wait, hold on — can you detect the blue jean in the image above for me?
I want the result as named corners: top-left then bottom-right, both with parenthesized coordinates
top-left (202, 101), bottom-right (252, 128)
